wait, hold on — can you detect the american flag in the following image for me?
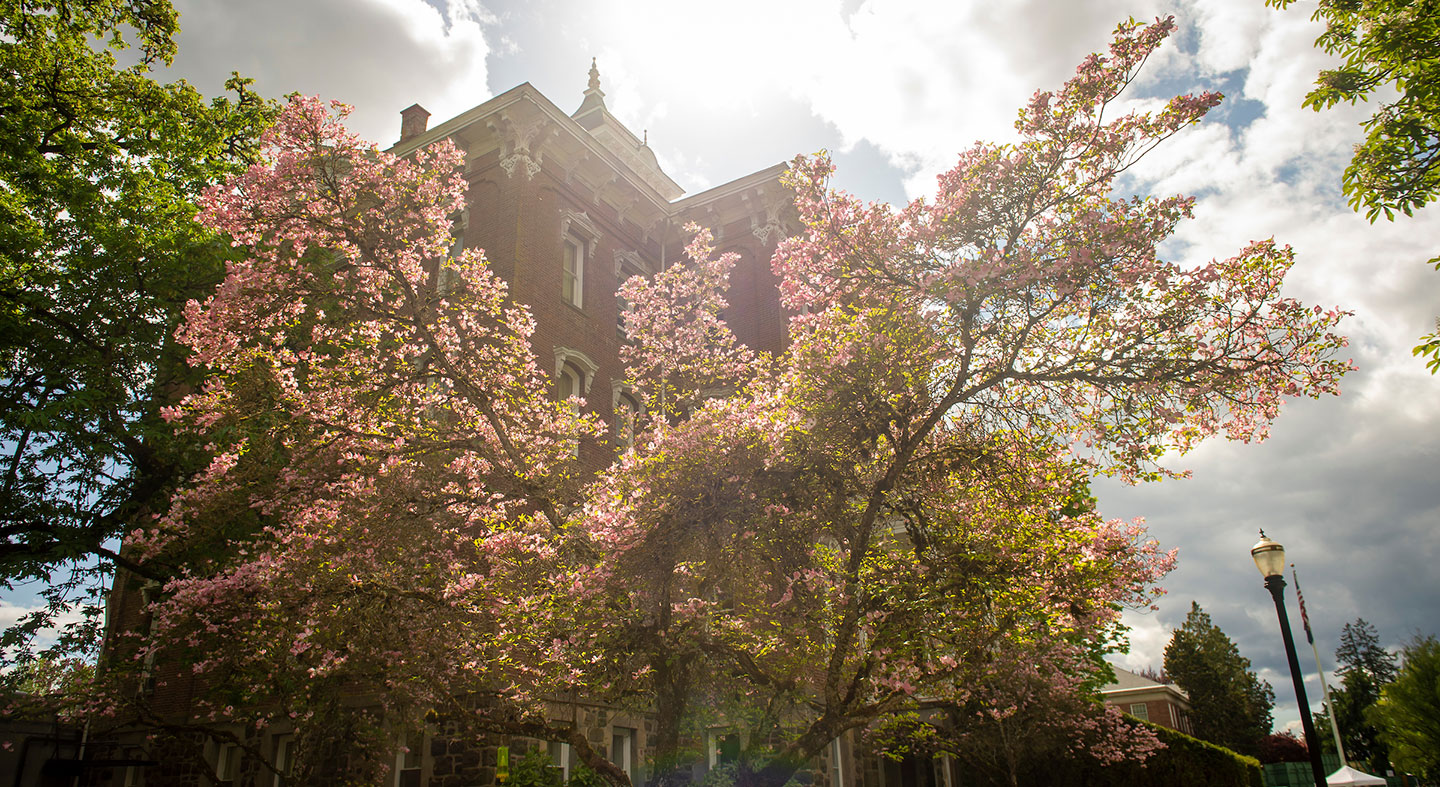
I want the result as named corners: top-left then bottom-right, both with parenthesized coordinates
top-left (1292, 565), bottom-right (1314, 645)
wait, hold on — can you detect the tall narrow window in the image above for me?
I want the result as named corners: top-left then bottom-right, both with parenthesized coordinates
top-left (559, 210), bottom-right (600, 308)
top-left (614, 392), bottom-right (639, 450)
top-left (394, 733), bottom-right (423, 787)
top-left (828, 737), bottom-right (844, 787)
top-left (548, 741), bottom-right (571, 781)
top-left (610, 727), bottom-right (635, 780)
top-left (272, 734), bottom-right (295, 787)
top-left (562, 236), bottom-right (584, 308)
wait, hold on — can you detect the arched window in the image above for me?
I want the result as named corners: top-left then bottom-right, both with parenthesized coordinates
top-left (557, 362), bottom-right (584, 405)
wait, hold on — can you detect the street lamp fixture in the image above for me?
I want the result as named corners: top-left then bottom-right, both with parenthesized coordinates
top-left (1251, 531), bottom-right (1328, 787)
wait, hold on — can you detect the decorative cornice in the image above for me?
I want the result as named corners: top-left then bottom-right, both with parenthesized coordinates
top-left (487, 110), bottom-right (556, 181)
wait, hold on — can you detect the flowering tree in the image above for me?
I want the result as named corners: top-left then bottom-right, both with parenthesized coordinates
top-left (122, 96), bottom-right (621, 783)
top-left (571, 15), bottom-right (1347, 787)
top-left (121, 16), bottom-right (1350, 787)
top-left (922, 641), bottom-right (1162, 787)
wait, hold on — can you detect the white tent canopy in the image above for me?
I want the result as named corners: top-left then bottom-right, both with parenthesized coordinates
top-left (1327, 766), bottom-right (1387, 785)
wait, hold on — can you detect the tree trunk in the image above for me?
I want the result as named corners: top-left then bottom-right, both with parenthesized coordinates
top-left (646, 653), bottom-right (694, 787)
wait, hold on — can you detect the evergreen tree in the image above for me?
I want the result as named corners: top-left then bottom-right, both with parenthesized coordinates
top-left (1328, 619), bottom-right (1399, 772)
top-left (1164, 602), bottom-right (1275, 756)
top-left (1337, 618), bottom-right (1399, 684)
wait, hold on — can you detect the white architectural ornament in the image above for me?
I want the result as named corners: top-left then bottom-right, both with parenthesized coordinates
top-left (743, 187), bottom-right (789, 246)
top-left (553, 346), bottom-right (600, 394)
top-left (487, 109), bottom-right (555, 181)
top-left (613, 249), bottom-right (648, 276)
top-left (559, 209), bottom-right (602, 245)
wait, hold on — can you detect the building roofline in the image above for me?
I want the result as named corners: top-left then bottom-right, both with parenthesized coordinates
top-left (387, 84), bottom-right (684, 213)
top-left (1101, 685), bottom-right (1179, 697)
top-left (670, 162), bottom-right (790, 211)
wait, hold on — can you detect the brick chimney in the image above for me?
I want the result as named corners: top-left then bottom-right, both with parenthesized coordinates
top-left (399, 103), bottom-right (431, 143)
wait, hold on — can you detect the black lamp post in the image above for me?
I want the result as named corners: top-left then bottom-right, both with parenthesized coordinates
top-left (1251, 531), bottom-right (1328, 787)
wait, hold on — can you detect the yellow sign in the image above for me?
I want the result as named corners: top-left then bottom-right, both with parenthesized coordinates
top-left (496, 745), bottom-right (510, 783)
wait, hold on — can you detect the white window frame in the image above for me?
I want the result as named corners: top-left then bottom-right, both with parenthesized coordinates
top-left (548, 741), bottom-right (572, 781)
top-left (707, 728), bottom-right (743, 770)
top-left (393, 732), bottom-right (424, 787)
top-left (562, 235), bottom-right (585, 308)
top-left (559, 211), bottom-right (601, 310)
top-left (553, 347), bottom-right (599, 398)
top-left (610, 726), bottom-right (636, 780)
top-left (558, 363), bottom-right (584, 405)
top-left (611, 383), bottom-right (641, 450)
top-left (614, 250), bottom-right (651, 337)
top-left (829, 737), bottom-right (845, 787)
top-left (215, 741), bottom-right (240, 784)
top-left (1129, 702), bottom-right (1149, 721)
top-left (935, 753), bottom-right (955, 787)
top-left (272, 734), bottom-right (295, 787)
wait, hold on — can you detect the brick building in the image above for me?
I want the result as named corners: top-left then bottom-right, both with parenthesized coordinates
top-left (85, 62), bottom-right (805, 787)
top-left (392, 59), bottom-right (794, 476)
top-left (1099, 667), bottom-right (1194, 735)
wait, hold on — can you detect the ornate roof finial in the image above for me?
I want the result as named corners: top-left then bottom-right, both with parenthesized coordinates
top-left (587, 57), bottom-right (602, 95)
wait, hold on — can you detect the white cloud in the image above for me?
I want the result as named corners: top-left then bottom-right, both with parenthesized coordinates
top-left (167, 0), bottom-right (493, 146)
top-left (0, 602), bottom-right (89, 658)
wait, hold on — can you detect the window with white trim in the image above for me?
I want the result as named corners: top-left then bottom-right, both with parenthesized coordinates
top-left (614, 391), bottom-right (640, 450)
top-left (272, 734), bottom-right (295, 787)
top-left (394, 732), bottom-right (423, 787)
top-left (559, 211), bottom-right (601, 310)
top-left (562, 235), bottom-right (585, 308)
top-left (707, 729), bottom-right (740, 769)
top-left (553, 347), bottom-right (600, 415)
top-left (215, 742), bottom-right (240, 786)
top-left (828, 737), bottom-right (845, 787)
top-left (558, 362), bottom-right (584, 405)
top-left (1129, 702), bottom-right (1149, 721)
top-left (610, 727), bottom-right (636, 780)
top-left (548, 741), bottom-right (572, 781)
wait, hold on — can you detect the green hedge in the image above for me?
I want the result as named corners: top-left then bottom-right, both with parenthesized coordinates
top-left (1005, 717), bottom-right (1261, 787)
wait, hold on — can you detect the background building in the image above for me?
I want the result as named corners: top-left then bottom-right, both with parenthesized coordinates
top-left (1099, 667), bottom-right (1193, 735)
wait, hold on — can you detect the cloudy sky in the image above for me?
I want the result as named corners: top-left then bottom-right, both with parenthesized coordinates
top-left (96, 0), bottom-right (1440, 735)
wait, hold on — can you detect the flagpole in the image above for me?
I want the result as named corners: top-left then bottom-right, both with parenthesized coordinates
top-left (1293, 564), bottom-right (1347, 769)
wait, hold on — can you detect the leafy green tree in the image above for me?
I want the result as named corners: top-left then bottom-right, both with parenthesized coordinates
top-left (1266, 0), bottom-right (1440, 370)
top-left (1164, 602), bottom-right (1276, 757)
top-left (0, 0), bottom-right (273, 663)
top-left (1268, 0), bottom-right (1440, 221)
top-left (1370, 634), bottom-right (1440, 780)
